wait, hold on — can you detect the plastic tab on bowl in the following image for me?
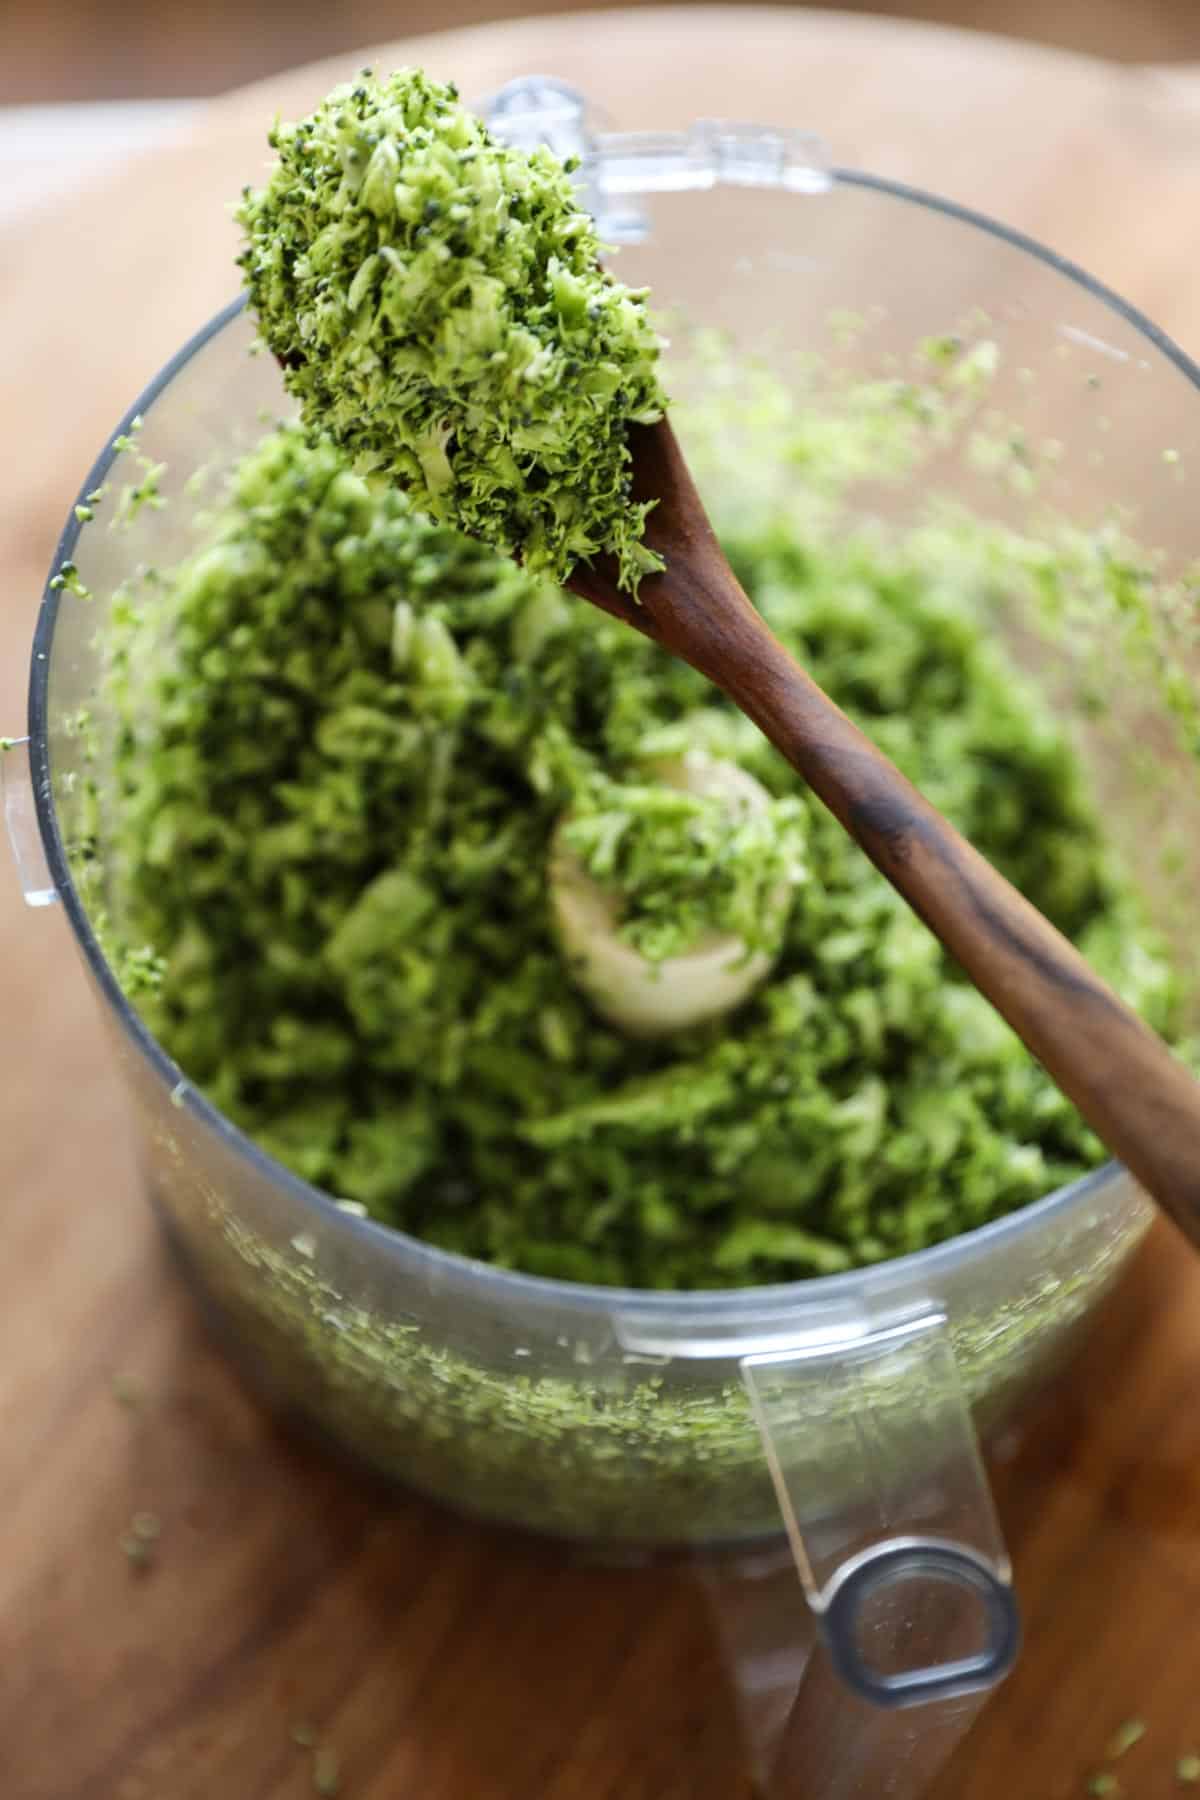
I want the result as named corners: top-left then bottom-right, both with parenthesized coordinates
top-left (482, 75), bottom-right (591, 163)
top-left (1, 736), bottom-right (57, 907)
top-left (741, 1309), bottom-right (1020, 1708)
top-left (818, 1536), bottom-right (1021, 1708)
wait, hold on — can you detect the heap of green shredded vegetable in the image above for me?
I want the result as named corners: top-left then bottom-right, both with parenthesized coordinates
top-left (236, 67), bottom-right (666, 593)
top-left (93, 392), bottom-right (1177, 1288)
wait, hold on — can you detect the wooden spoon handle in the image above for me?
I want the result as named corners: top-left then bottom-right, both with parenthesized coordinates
top-left (657, 577), bottom-right (1200, 1238)
top-left (573, 415), bottom-right (1200, 1236)
top-left (572, 417), bottom-right (1200, 1233)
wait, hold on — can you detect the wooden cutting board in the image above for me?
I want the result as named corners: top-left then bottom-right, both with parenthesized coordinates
top-left (4, 12), bottom-right (1200, 1796)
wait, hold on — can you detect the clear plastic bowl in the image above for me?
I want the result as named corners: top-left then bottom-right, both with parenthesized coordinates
top-left (10, 98), bottom-right (1200, 1656)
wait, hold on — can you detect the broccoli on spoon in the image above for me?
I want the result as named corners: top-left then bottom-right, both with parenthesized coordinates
top-left (237, 68), bottom-right (667, 592)
top-left (237, 67), bottom-right (796, 1032)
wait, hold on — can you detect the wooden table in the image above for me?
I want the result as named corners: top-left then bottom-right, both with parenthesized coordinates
top-left (4, 11), bottom-right (1200, 1796)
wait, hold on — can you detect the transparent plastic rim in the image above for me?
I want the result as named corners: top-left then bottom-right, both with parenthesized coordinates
top-left (31, 170), bottom-right (1200, 1319)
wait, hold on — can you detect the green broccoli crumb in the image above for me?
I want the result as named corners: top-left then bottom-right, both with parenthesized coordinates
top-left (919, 333), bottom-right (962, 366)
top-left (312, 1745), bottom-right (340, 1796)
top-left (49, 560), bottom-right (92, 599)
top-left (111, 1372), bottom-right (143, 1409)
top-left (119, 1512), bottom-right (160, 1571)
top-left (1106, 1720), bottom-right (1147, 1760)
top-left (114, 462), bottom-right (167, 527)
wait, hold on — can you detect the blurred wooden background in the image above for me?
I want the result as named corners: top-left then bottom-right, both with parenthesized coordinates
top-left (4, 0), bottom-right (1200, 103)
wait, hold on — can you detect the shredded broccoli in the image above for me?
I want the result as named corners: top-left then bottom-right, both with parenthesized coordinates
top-left (562, 774), bottom-right (806, 962)
top-left (236, 67), bottom-right (667, 592)
top-left (92, 405), bottom-right (1177, 1289)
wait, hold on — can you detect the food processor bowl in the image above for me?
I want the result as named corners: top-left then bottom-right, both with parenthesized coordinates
top-left (7, 78), bottom-right (1200, 1738)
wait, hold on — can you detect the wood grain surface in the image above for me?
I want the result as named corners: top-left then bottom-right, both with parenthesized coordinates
top-left (5, 0), bottom-right (1199, 103)
top-left (4, 12), bottom-right (1200, 1797)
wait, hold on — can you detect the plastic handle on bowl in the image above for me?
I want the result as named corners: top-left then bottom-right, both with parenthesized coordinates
top-left (1, 735), bottom-right (57, 907)
top-left (740, 1309), bottom-right (1020, 1710)
top-left (814, 1536), bottom-right (1019, 1708)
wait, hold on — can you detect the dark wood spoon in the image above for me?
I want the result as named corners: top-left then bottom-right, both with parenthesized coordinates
top-left (569, 416), bottom-right (1200, 1239)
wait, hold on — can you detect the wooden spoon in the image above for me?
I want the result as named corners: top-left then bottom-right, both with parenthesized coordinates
top-left (569, 415), bottom-right (1200, 1239)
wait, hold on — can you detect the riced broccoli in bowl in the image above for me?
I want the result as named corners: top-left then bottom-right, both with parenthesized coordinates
top-left (94, 394), bottom-right (1175, 1289)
